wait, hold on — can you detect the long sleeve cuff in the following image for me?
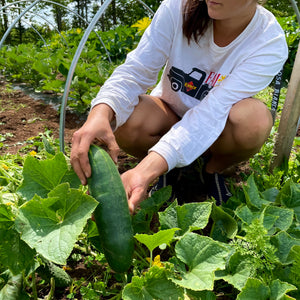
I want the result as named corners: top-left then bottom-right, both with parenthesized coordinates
top-left (149, 141), bottom-right (179, 172)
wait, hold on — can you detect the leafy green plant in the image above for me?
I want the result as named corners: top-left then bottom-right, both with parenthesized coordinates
top-left (0, 24), bottom-right (141, 114)
top-left (0, 130), bottom-right (299, 299)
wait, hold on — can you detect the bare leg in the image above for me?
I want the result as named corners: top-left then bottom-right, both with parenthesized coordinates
top-left (115, 95), bottom-right (272, 174)
top-left (115, 94), bottom-right (179, 158)
top-left (206, 98), bottom-right (273, 174)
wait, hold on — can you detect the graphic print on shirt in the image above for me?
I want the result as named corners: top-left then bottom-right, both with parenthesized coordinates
top-left (167, 66), bottom-right (226, 101)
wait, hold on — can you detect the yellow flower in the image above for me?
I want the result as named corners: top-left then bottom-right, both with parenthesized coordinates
top-left (62, 266), bottom-right (72, 271)
top-left (132, 17), bottom-right (152, 33)
top-left (76, 28), bottom-right (82, 34)
top-left (146, 255), bottom-right (165, 268)
top-left (29, 151), bottom-right (37, 157)
top-left (1, 163), bottom-right (9, 170)
top-left (5, 202), bottom-right (13, 206)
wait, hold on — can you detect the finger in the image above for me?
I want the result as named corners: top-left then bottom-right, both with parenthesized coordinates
top-left (71, 130), bottom-right (93, 182)
top-left (104, 133), bottom-right (120, 164)
top-left (128, 187), bottom-right (146, 214)
top-left (71, 158), bottom-right (88, 185)
top-left (128, 202), bottom-right (135, 215)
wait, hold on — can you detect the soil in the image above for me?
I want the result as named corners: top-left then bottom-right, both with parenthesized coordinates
top-left (0, 79), bottom-right (140, 173)
top-left (0, 79), bottom-right (82, 155)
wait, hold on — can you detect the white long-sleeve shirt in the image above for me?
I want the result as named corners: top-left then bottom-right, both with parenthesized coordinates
top-left (91, 0), bottom-right (288, 171)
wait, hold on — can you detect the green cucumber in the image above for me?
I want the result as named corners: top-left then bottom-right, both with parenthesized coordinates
top-left (87, 144), bottom-right (134, 273)
top-left (36, 260), bottom-right (72, 288)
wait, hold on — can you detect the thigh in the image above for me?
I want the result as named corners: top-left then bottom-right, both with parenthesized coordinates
top-left (115, 94), bottom-right (179, 157)
top-left (210, 98), bottom-right (273, 154)
top-left (129, 94), bottom-right (179, 136)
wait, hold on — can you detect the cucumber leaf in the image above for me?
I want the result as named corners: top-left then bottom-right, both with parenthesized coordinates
top-left (243, 174), bottom-right (270, 209)
top-left (236, 278), bottom-right (270, 300)
top-left (171, 232), bottom-right (231, 291)
top-left (17, 153), bottom-right (80, 201)
top-left (0, 228), bottom-right (35, 275)
top-left (276, 180), bottom-right (300, 222)
top-left (122, 266), bottom-right (184, 300)
top-left (271, 231), bottom-right (300, 264)
top-left (264, 206), bottom-right (294, 232)
top-left (210, 204), bottom-right (238, 241)
top-left (215, 252), bottom-right (256, 291)
top-left (235, 205), bottom-right (255, 225)
top-left (270, 279), bottom-right (296, 300)
top-left (132, 186), bottom-right (172, 234)
top-left (159, 201), bottom-right (212, 235)
top-left (0, 271), bottom-right (29, 300)
top-left (0, 204), bottom-right (35, 275)
top-left (15, 183), bottom-right (98, 265)
top-left (135, 228), bottom-right (179, 253)
top-left (236, 278), bottom-right (296, 300)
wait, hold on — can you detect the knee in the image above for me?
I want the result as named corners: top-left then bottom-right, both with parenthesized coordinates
top-left (228, 98), bottom-right (273, 150)
top-left (115, 117), bottom-right (144, 148)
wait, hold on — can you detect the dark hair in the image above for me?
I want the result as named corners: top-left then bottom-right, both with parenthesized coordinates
top-left (183, 0), bottom-right (265, 43)
top-left (182, 0), bottom-right (210, 44)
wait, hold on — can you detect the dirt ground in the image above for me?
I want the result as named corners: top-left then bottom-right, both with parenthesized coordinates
top-left (0, 79), bottom-right (81, 154)
top-left (0, 79), bottom-right (141, 176)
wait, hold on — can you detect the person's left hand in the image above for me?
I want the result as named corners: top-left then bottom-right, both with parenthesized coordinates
top-left (121, 169), bottom-right (149, 214)
top-left (121, 151), bottom-right (168, 214)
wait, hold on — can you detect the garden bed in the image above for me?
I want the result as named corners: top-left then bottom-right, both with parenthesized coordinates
top-left (1, 80), bottom-right (300, 300)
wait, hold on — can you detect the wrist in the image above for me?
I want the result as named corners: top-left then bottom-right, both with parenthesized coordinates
top-left (90, 103), bottom-right (115, 123)
top-left (133, 151), bottom-right (168, 186)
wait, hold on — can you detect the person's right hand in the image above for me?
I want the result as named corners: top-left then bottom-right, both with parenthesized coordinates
top-left (70, 104), bottom-right (119, 185)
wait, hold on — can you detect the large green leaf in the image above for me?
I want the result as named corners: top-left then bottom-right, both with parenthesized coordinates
top-left (271, 231), bottom-right (300, 264)
top-left (132, 186), bottom-right (172, 234)
top-left (17, 153), bottom-right (80, 201)
top-left (243, 174), bottom-right (270, 209)
top-left (216, 252), bottom-right (256, 291)
top-left (15, 183), bottom-right (98, 265)
top-left (269, 279), bottom-right (296, 300)
top-left (0, 204), bottom-right (14, 229)
top-left (264, 206), bottom-right (294, 232)
top-left (236, 278), bottom-right (296, 300)
top-left (0, 204), bottom-right (35, 275)
top-left (185, 289), bottom-right (216, 300)
top-left (276, 180), bottom-right (300, 222)
top-left (0, 228), bottom-right (35, 275)
top-left (0, 271), bottom-right (29, 300)
top-left (171, 232), bottom-right (231, 291)
top-left (235, 205), bottom-right (255, 225)
top-left (122, 266), bottom-right (184, 300)
top-left (210, 204), bottom-right (238, 241)
top-left (237, 278), bottom-right (270, 300)
top-left (159, 201), bottom-right (212, 235)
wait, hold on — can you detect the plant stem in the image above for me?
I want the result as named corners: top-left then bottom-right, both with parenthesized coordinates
top-left (150, 250), bottom-right (153, 268)
top-left (133, 250), bottom-right (148, 267)
top-left (235, 235), bottom-right (246, 241)
top-left (73, 243), bottom-right (97, 257)
top-left (31, 272), bottom-right (38, 300)
top-left (46, 277), bottom-right (55, 300)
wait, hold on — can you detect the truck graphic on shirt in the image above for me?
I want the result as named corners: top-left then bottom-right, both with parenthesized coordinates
top-left (167, 66), bottom-right (212, 100)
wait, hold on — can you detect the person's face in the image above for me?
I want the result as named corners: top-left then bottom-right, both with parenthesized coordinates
top-left (205, 0), bottom-right (257, 21)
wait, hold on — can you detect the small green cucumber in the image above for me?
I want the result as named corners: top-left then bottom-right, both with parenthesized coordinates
top-left (87, 144), bottom-right (134, 273)
top-left (36, 260), bottom-right (72, 288)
